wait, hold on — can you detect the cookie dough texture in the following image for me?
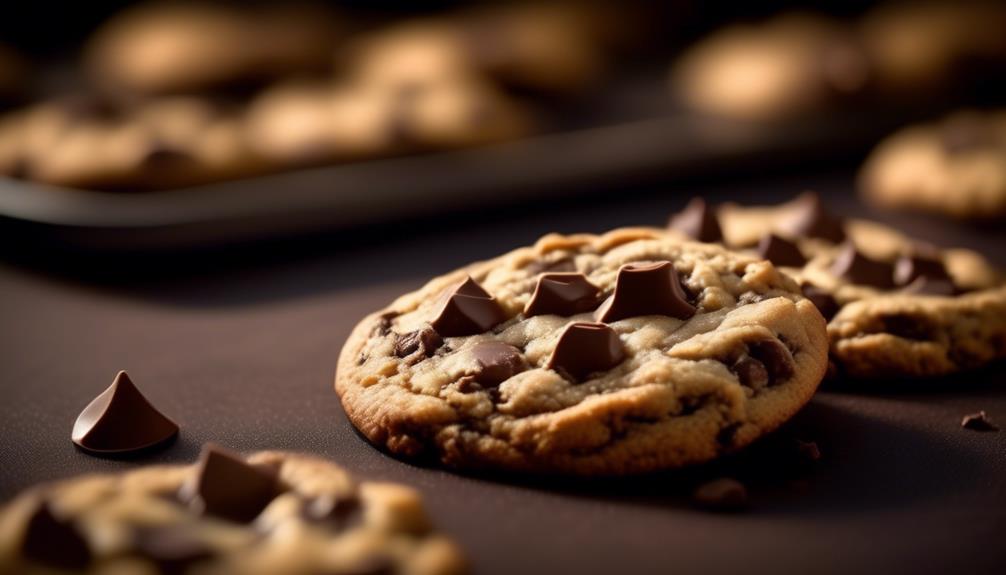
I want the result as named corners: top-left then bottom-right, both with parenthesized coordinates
top-left (0, 451), bottom-right (465, 575)
top-left (717, 199), bottom-right (1006, 378)
top-left (337, 229), bottom-right (829, 476)
top-left (859, 110), bottom-right (1006, 220)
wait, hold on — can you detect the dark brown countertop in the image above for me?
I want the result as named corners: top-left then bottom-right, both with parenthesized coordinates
top-left (1, 171), bottom-right (1004, 575)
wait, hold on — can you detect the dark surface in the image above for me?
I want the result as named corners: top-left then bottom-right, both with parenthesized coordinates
top-left (1, 171), bottom-right (1005, 575)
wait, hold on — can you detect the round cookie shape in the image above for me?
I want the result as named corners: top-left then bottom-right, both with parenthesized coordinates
top-left (0, 446), bottom-right (466, 575)
top-left (336, 228), bottom-right (829, 475)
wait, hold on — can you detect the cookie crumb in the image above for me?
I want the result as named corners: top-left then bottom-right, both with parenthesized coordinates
top-left (961, 411), bottom-right (999, 432)
top-left (795, 439), bottom-right (821, 462)
top-left (692, 478), bottom-right (748, 512)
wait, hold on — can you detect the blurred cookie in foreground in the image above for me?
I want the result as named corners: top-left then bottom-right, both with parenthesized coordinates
top-left (860, 109), bottom-right (1006, 220)
top-left (671, 13), bottom-right (870, 121)
top-left (0, 446), bottom-right (466, 575)
top-left (86, 1), bottom-right (343, 96)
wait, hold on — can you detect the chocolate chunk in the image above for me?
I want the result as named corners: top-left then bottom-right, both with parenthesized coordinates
top-left (394, 327), bottom-right (443, 358)
top-left (794, 439), bottom-right (822, 462)
top-left (132, 526), bottom-right (214, 574)
top-left (692, 478), bottom-right (747, 512)
top-left (524, 273), bottom-right (602, 317)
top-left (894, 254), bottom-right (951, 286)
top-left (901, 276), bottom-right (956, 296)
top-left (546, 322), bottom-right (626, 382)
top-left (429, 277), bottom-right (507, 337)
top-left (756, 233), bottom-right (806, 267)
top-left (777, 191), bottom-right (846, 243)
top-left (71, 371), bottom-right (179, 455)
top-left (470, 341), bottom-right (527, 386)
top-left (731, 356), bottom-right (769, 391)
top-left (21, 502), bottom-right (92, 569)
top-left (961, 411), bottom-right (999, 432)
top-left (668, 197), bottom-right (723, 242)
top-left (594, 262), bottom-right (696, 323)
top-left (830, 242), bottom-right (895, 288)
top-left (181, 444), bottom-right (280, 523)
top-left (748, 339), bottom-right (795, 383)
top-left (801, 283), bottom-right (840, 320)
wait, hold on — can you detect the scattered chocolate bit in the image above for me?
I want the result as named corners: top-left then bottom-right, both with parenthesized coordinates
top-left (901, 276), bottom-right (957, 296)
top-left (830, 242), bottom-right (895, 288)
top-left (524, 273), bottom-right (602, 317)
top-left (469, 341), bottom-right (527, 386)
top-left (756, 233), bottom-right (807, 267)
top-left (731, 356), bottom-right (769, 391)
top-left (894, 254), bottom-right (952, 286)
top-left (429, 277), bottom-right (507, 337)
top-left (668, 197), bottom-right (723, 242)
top-left (132, 526), bottom-right (214, 573)
top-left (692, 478), bottom-right (748, 512)
top-left (181, 444), bottom-right (280, 523)
top-left (546, 322), bottom-right (626, 382)
top-left (71, 371), bottom-right (179, 455)
top-left (21, 502), bottom-right (92, 569)
top-left (394, 327), bottom-right (443, 358)
top-left (777, 191), bottom-right (846, 243)
top-left (748, 339), bottom-right (795, 383)
top-left (594, 262), bottom-right (696, 323)
top-left (961, 411), bottom-right (999, 432)
top-left (794, 439), bottom-right (822, 462)
top-left (801, 283), bottom-right (840, 320)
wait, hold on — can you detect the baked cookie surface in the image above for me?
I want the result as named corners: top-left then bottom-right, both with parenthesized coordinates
top-left (0, 446), bottom-right (465, 575)
top-left (336, 229), bottom-right (828, 475)
top-left (860, 109), bottom-right (1006, 220)
top-left (673, 193), bottom-right (1006, 379)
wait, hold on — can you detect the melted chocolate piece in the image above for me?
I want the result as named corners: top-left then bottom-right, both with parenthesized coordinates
top-left (777, 192), bottom-right (846, 243)
top-left (429, 277), bottom-right (507, 337)
top-left (71, 371), bottom-right (179, 455)
top-left (595, 262), bottom-right (696, 322)
top-left (181, 444), bottom-right (280, 523)
top-left (21, 502), bottom-right (92, 569)
top-left (961, 411), bottom-right (999, 432)
top-left (524, 273), bottom-right (601, 317)
top-left (546, 322), bottom-right (626, 382)
top-left (731, 356), bottom-right (769, 391)
top-left (748, 339), bottom-right (794, 383)
top-left (894, 254), bottom-right (951, 286)
top-left (668, 198), bottom-right (723, 242)
top-left (801, 284), bottom-right (840, 321)
top-left (902, 276), bottom-right (956, 296)
top-left (756, 234), bottom-right (807, 267)
top-left (470, 341), bottom-right (527, 386)
top-left (830, 243), bottom-right (895, 288)
top-left (394, 327), bottom-right (443, 358)
top-left (132, 526), bottom-right (214, 574)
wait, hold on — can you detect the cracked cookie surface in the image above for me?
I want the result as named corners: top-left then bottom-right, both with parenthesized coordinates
top-left (336, 228), bottom-right (828, 476)
top-left (0, 448), bottom-right (465, 575)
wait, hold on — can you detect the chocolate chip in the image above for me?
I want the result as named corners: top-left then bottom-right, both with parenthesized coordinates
top-left (469, 341), bottom-right (527, 386)
top-left (524, 273), bottom-right (602, 317)
top-left (594, 262), bottom-right (696, 323)
top-left (894, 254), bottom-right (951, 286)
top-left (546, 322), bottom-right (626, 382)
top-left (961, 411), bottom-right (999, 432)
top-left (692, 478), bottom-right (748, 512)
top-left (668, 197), bottom-right (723, 242)
top-left (21, 502), bottom-right (91, 569)
top-left (71, 371), bottom-right (179, 455)
top-left (181, 444), bottom-right (280, 523)
top-left (748, 339), bottom-right (795, 383)
top-left (132, 526), bottom-right (214, 574)
top-left (394, 327), bottom-right (443, 358)
top-left (731, 356), bottom-right (769, 391)
top-left (830, 242), bottom-right (895, 288)
top-left (429, 277), bottom-right (507, 337)
top-left (777, 191), bottom-right (846, 243)
top-left (901, 276), bottom-right (957, 296)
top-left (801, 283), bottom-right (840, 320)
top-left (756, 233), bottom-right (807, 267)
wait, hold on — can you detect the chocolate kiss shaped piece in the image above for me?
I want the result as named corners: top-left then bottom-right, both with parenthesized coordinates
top-left (430, 276), bottom-right (507, 337)
top-left (830, 242), bottom-right (895, 288)
top-left (524, 273), bottom-right (602, 317)
top-left (71, 371), bottom-right (179, 455)
top-left (181, 444), bottom-right (280, 523)
top-left (470, 341), bottom-right (527, 386)
top-left (777, 192), bottom-right (846, 243)
top-left (668, 198), bottom-right (723, 242)
top-left (21, 502), bottom-right (92, 569)
top-left (894, 254), bottom-right (951, 286)
top-left (801, 283), bottom-right (840, 321)
top-left (595, 262), bottom-right (696, 322)
top-left (756, 234), bottom-right (806, 267)
top-left (547, 322), bottom-right (626, 382)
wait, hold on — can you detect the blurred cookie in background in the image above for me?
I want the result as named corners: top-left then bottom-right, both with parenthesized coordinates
top-left (671, 13), bottom-right (870, 122)
top-left (860, 109), bottom-right (1006, 221)
top-left (85, 1), bottom-right (343, 97)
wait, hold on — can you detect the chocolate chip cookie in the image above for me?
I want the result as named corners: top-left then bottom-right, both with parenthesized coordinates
top-left (336, 228), bottom-right (829, 475)
top-left (860, 109), bottom-right (1006, 220)
top-left (0, 445), bottom-right (465, 575)
top-left (670, 193), bottom-right (1006, 379)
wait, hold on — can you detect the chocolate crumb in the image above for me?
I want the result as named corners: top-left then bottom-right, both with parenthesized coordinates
top-left (794, 439), bottom-right (821, 462)
top-left (961, 411), bottom-right (999, 432)
top-left (692, 478), bottom-right (748, 512)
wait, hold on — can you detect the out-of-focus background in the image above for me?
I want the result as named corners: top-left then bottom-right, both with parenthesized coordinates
top-left (1, 0), bottom-right (1004, 254)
